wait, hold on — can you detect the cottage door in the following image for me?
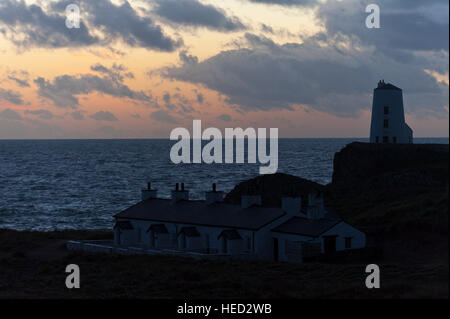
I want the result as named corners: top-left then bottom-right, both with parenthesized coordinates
top-left (323, 236), bottom-right (337, 254)
top-left (205, 234), bottom-right (210, 253)
top-left (180, 234), bottom-right (186, 250)
top-left (150, 231), bottom-right (155, 248)
top-left (222, 237), bottom-right (228, 253)
top-left (273, 238), bottom-right (279, 261)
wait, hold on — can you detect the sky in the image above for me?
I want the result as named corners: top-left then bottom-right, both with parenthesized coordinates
top-left (0, 0), bottom-right (448, 139)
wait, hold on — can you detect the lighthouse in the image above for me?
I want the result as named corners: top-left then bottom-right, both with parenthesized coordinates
top-left (369, 80), bottom-right (413, 144)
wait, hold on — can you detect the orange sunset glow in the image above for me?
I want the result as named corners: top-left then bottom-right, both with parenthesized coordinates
top-left (0, 0), bottom-right (448, 138)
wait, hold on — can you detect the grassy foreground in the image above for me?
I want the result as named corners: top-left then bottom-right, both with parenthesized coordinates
top-left (0, 228), bottom-right (447, 298)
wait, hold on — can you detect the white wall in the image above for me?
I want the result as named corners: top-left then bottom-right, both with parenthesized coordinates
top-left (253, 213), bottom-right (291, 260)
top-left (320, 222), bottom-right (366, 252)
top-left (115, 219), bottom-right (253, 255)
top-left (272, 233), bottom-right (319, 262)
top-left (114, 228), bottom-right (120, 245)
top-left (149, 233), bottom-right (171, 249)
top-left (271, 222), bottom-right (366, 262)
top-left (218, 237), bottom-right (244, 255)
top-left (177, 235), bottom-right (203, 251)
top-left (114, 218), bottom-right (366, 260)
top-left (115, 228), bottom-right (137, 246)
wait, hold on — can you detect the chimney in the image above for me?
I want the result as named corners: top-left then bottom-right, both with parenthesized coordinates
top-left (306, 191), bottom-right (325, 219)
top-left (241, 195), bottom-right (261, 209)
top-left (141, 182), bottom-right (157, 201)
top-left (281, 197), bottom-right (302, 216)
top-left (205, 183), bottom-right (224, 205)
top-left (171, 182), bottom-right (189, 202)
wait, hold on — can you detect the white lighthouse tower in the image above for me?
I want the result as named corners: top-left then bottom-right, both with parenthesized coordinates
top-left (369, 80), bottom-right (413, 144)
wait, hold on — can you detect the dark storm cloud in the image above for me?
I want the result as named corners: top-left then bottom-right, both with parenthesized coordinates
top-left (90, 64), bottom-right (111, 74)
top-left (24, 109), bottom-right (54, 120)
top-left (154, 0), bottom-right (246, 32)
top-left (0, 87), bottom-right (24, 105)
top-left (246, 0), bottom-right (316, 6)
top-left (163, 0), bottom-right (448, 118)
top-left (0, 0), bottom-right (98, 48)
top-left (34, 64), bottom-right (152, 108)
top-left (78, 0), bottom-right (182, 51)
top-left (163, 93), bottom-right (171, 104)
top-left (319, 0), bottom-right (449, 53)
top-left (90, 63), bottom-right (134, 81)
top-left (155, 91), bottom-right (196, 114)
top-left (90, 111), bottom-right (118, 122)
top-left (196, 93), bottom-right (204, 104)
top-left (0, 108), bottom-right (22, 120)
top-left (218, 114), bottom-right (232, 122)
top-left (150, 109), bottom-right (180, 124)
top-left (260, 24), bottom-right (274, 34)
top-left (71, 111), bottom-right (84, 120)
top-left (0, 0), bottom-right (181, 51)
top-left (164, 33), bottom-right (447, 117)
top-left (8, 76), bottom-right (30, 88)
top-left (179, 50), bottom-right (199, 65)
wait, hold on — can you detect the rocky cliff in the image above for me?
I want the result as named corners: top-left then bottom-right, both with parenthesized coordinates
top-left (224, 173), bottom-right (323, 207)
top-left (224, 142), bottom-right (448, 234)
top-left (330, 142), bottom-right (449, 194)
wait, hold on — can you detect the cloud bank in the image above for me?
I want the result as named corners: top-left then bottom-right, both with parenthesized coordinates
top-left (0, 0), bottom-right (181, 51)
top-left (34, 64), bottom-right (152, 108)
top-left (154, 0), bottom-right (246, 32)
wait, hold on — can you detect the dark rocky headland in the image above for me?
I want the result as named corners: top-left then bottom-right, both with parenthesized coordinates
top-left (0, 142), bottom-right (448, 298)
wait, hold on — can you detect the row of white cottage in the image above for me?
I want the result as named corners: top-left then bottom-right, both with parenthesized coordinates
top-left (114, 183), bottom-right (366, 262)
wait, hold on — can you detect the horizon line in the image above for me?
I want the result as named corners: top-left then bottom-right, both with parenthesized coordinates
top-left (0, 137), bottom-right (448, 141)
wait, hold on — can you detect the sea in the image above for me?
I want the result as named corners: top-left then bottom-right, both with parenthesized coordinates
top-left (0, 138), bottom-right (447, 231)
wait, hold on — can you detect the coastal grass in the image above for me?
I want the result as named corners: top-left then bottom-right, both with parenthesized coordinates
top-left (328, 188), bottom-right (449, 235)
top-left (0, 228), bottom-right (447, 299)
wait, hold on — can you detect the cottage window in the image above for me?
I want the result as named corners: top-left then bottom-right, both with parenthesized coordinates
top-left (375, 136), bottom-right (379, 143)
top-left (205, 234), bottom-right (210, 253)
top-left (181, 234), bottom-right (187, 249)
top-left (345, 237), bottom-right (352, 249)
top-left (383, 119), bottom-right (389, 128)
top-left (222, 238), bottom-right (228, 253)
top-left (150, 232), bottom-right (156, 248)
top-left (383, 136), bottom-right (389, 143)
top-left (384, 106), bottom-right (389, 115)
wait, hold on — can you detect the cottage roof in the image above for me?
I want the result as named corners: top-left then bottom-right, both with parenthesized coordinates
top-left (271, 216), bottom-right (341, 237)
top-left (218, 229), bottom-right (242, 240)
top-left (114, 198), bottom-right (285, 230)
top-left (114, 220), bottom-right (133, 230)
top-left (178, 226), bottom-right (201, 237)
top-left (146, 223), bottom-right (168, 234)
